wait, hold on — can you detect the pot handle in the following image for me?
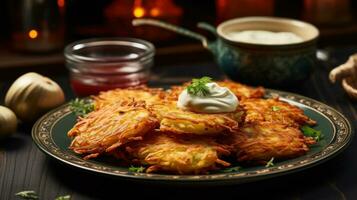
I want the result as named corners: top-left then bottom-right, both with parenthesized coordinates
top-left (197, 22), bottom-right (217, 36)
top-left (132, 19), bottom-right (213, 48)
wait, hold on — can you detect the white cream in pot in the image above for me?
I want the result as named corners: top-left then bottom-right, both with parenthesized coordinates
top-left (226, 30), bottom-right (303, 45)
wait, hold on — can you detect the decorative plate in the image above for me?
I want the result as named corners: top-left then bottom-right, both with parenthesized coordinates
top-left (32, 90), bottom-right (353, 185)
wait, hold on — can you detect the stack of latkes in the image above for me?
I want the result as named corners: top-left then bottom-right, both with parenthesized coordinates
top-left (68, 80), bottom-right (317, 174)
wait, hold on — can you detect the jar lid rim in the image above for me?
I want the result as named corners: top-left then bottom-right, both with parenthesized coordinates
top-left (64, 37), bottom-right (155, 63)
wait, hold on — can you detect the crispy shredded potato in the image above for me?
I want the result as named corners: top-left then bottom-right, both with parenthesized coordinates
top-left (232, 122), bottom-right (316, 164)
top-left (93, 86), bottom-right (165, 110)
top-left (68, 101), bottom-right (158, 159)
top-left (149, 101), bottom-right (244, 135)
top-left (125, 132), bottom-right (230, 174)
top-left (241, 97), bottom-right (316, 127)
top-left (216, 81), bottom-right (265, 99)
top-left (67, 80), bottom-right (318, 174)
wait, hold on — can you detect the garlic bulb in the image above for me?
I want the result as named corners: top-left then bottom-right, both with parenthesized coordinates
top-left (5, 72), bottom-right (65, 122)
top-left (0, 106), bottom-right (17, 138)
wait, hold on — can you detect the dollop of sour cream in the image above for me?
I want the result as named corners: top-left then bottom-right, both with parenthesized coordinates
top-left (177, 82), bottom-right (239, 113)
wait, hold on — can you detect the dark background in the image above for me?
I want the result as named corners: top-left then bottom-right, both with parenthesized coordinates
top-left (0, 1), bottom-right (357, 199)
top-left (1, 0), bottom-right (357, 47)
top-left (1, 0), bottom-right (357, 74)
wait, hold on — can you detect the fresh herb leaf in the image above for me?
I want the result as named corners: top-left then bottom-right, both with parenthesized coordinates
top-left (301, 125), bottom-right (323, 141)
top-left (186, 76), bottom-right (212, 96)
top-left (265, 157), bottom-right (274, 167)
top-left (128, 166), bottom-right (145, 173)
top-left (55, 195), bottom-right (71, 200)
top-left (69, 98), bottom-right (94, 117)
top-left (15, 191), bottom-right (70, 200)
top-left (272, 106), bottom-right (280, 111)
top-left (15, 191), bottom-right (39, 200)
top-left (219, 166), bottom-right (241, 173)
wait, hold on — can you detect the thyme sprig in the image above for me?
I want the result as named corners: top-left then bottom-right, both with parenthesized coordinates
top-left (265, 157), bottom-right (275, 167)
top-left (69, 98), bottom-right (94, 117)
top-left (15, 191), bottom-right (39, 200)
top-left (218, 166), bottom-right (241, 173)
top-left (15, 190), bottom-right (70, 200)
top-left (128, 166), bottom-right (145, 173)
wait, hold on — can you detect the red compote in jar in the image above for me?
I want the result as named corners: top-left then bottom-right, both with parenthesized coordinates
top-left (65, 38), bottom-right (155, 96)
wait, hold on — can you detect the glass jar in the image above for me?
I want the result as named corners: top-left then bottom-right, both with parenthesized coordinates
top-left (65, 38), bottom-right (155, 96)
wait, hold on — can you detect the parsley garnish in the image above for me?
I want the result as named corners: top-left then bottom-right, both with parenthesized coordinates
top-left (186, 76), bottom-right (212, 96)
top-left (55, 195), bottom-right (71, 200)
top-left (15, 191), bottom-right (70, 200)
top-left (272, 106), bottom-right (280, 111)
top-left (128, 166), bottom-right (145, 173)
top-left (69, 98), bottom-right (94, 117)
top-left (219, 166), bottom-right (241, 173)
top-left (15, 191), bottom-right (39, 200)
top-left (301, 125), bottom-right (323, 142)
top-left (265, 157), bottom-right (274, 167)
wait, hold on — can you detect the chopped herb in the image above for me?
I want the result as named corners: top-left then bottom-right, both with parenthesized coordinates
top-left (69, 98), bottom-right (94, 117)
top-left (128, 166), bottom-right (145, 173)
top-left (301, 125), bottom-right (323, 141)
top-left (15, 191), bottom-right (70, 200)
top-left (272, 106), bottom-right (280, 111)
top-left (186, 76), bottom-right (212, 96)
top-left (55, 195), bottom-right (71, 200)
top-left (219, 166), bottom-right (241, 173)
top-left (15, 191), bottom-right (39, 200)
top-left (265, 157), bottom-right (274, 167)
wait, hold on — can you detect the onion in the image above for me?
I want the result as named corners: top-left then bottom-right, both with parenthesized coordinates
top-left (0, 106), bottom-right (17, 139)
top-left (5, 72), bottom-right (65, 122)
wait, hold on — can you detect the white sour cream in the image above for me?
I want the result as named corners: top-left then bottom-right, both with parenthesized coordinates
top-left (227, 30), bottom-right (303, 45)
top-left (177, 82), bottom-right (239, 113)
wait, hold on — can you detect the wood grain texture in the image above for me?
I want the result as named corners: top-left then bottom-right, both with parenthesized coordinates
top-left (0, 57), bottom-right (356, 200)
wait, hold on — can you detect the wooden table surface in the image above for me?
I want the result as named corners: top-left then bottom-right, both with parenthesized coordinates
top-left (0, 47), bottom-right (356, 200)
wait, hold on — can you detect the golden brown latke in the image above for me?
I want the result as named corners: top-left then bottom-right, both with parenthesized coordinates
top-left (93, 86), bottom-right (165, 110)
top-left (68, 101), bottom-right (158, 159)
top-left (232, 122), bottom-right (316, 164)
top-left (216, 80), bottom-right (265, 99)
top-left (125, 132), bottom-right (231, 174)
top-left (240, 97), bottom-right (316, 127)
top-left (149, 101), bottom-right (243, 135)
